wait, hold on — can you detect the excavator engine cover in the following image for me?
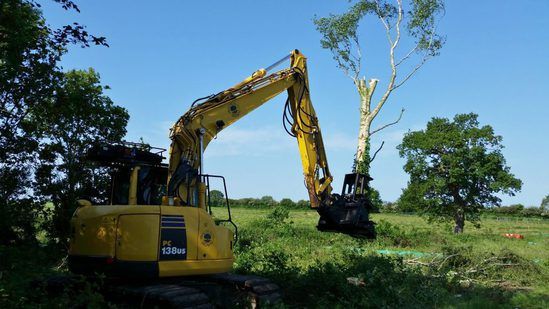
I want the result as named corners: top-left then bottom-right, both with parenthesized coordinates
top-left (317, 173), bottom-right (376, 238)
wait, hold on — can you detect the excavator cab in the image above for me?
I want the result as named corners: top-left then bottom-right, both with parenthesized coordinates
top-left (85, 142), bottom-right (169, 205)
top-left (317, 173), bottom-right (376, 238)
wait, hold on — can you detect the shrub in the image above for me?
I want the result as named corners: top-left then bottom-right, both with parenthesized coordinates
top-left (367, 187), bottom-right (383, 213)
top-left (520, 207), bottom-right (542, 217)
top-left (379, 201), bottom-right (394, 212)
top-left (266, 206), bottom-right (290, 224)
top-left (236, 243), bottom-right (293, 275)
top-left (279, 198), bottom-right (296, 208)
top-left (375, 220), bottom-right (415, 247)
top-left (260, 196), bottom-right (277, 207)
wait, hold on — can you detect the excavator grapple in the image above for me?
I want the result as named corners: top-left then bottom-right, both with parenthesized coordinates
top-left (317, 173), bottom-right (376, 238)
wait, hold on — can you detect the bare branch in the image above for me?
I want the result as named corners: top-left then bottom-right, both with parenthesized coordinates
top-left (393, 3), bottom-right (443, 89)
top-left (354, 38), bottom-right (362, 81)
top-left (396, 45), bottom-right (418, 67)
top-left (393, 0), bottom-right (403, 50)
top-left (370, 108), bottom-right (405, 135)
top-left (369, 0), bottom-right (403, 121)
top-left (370, 141), bottom-right (385, 163)
top-left (340, 64), bottom-right (353, 83)
top-left (374, 0), bottom-right (393, 45)
top-left (392, 56), bottom-right (429, 90)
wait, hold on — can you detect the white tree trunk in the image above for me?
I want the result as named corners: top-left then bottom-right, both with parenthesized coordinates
top-left (355, 78), bottom-right (378, 171)
top-left (355, 110), bottom-right (372, 167)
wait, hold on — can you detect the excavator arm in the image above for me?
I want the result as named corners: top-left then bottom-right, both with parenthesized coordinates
top-left (166, 50), bottom-right (375, 237)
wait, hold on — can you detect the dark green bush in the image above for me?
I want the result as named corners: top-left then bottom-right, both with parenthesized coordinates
top-left (375, 219), bottom-right (417, 247)
top-left (440, 244), bottom-right (474, 269)
top-left (0, 245), bottom-right (110, 308)
top-left (266, 206), bottom-right (290, 223)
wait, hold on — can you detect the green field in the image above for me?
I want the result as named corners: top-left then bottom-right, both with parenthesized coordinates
top-left (1, 208), bottom-right (548, 308)
top-left (227, 207), bottom-right (549, 308)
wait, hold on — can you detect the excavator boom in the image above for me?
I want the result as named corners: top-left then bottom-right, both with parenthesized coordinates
top-left (166, 50), bottom-right (375, 237)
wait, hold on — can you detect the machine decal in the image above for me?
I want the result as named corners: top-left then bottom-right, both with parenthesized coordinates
top-left (159, 215), bottom-right (187, 260)
top-left (161, 215), bottom-right (186, 228)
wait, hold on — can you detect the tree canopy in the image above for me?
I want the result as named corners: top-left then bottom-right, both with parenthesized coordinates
top-left (209, 189), bottom-right (225, 206)
top-left (397, 113), bottom-right (522, 233)
top-left (34, 69), bottom-right (129, 241)
top-left (0, 0), bottom-right (115, 244)
top-left (541, 195), bottom-right (549, 210)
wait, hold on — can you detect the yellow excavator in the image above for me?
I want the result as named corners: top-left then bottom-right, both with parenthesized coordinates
top-left (67, 50), bottom-right (375, 306)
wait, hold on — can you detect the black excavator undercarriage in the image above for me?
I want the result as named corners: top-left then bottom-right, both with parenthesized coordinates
top-left (42, 273), bottom-right (281, 308)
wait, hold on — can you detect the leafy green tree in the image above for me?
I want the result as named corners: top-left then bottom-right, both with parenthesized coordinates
top-left (209, 189), bottom-right (224, 206)
top-left (314, 0), bottom-right (445, 175)
top-left (367, 187), bottom-right (383, 212)
top-left (0, 161), bottom-right (41, 244)
top-left (396, 183), bottom-right (424, 213)
top-left (33, 69), bottom-right (128, 242)
top-left (260, 196), bottom-right (277, 207)
top-left (1, 0), bottom-right (106, 148)
top-left (380, 201), bottom-right (397, 212)
top-left (541, 195), bottom-right (549, 211)
top-left (0, 0), bottom-right (58, 244)
top-left (397, 113), bottom-right (522, 233)
top-left (520, 207), bottom-right (542, 218)
top-left (0, 0), bottom-right (106, 244)
top-left (279, 198), bottom-right (296, 208)
top-left (509, 204), bottom-right (525, 212)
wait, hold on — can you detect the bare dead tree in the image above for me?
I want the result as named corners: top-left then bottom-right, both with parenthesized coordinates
top-left (314, 0), bottom-right (445, 174)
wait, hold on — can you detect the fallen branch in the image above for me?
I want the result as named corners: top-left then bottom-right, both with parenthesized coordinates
top-left (437, 254), bottom-right (459, 271)
top-left (55, 255), bottom-right (68, 271)
top-left (404, 259), bottom-right (432, 267)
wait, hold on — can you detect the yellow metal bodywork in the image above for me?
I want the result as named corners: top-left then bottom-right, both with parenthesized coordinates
top-left (128, 166), bottom-right (141, 205)
top-left (70, 205), bottom-right (120, 258)
top-left (116, 214), bottom-right (159, 261)
top-left (69, 205), bottom-right (234, 277)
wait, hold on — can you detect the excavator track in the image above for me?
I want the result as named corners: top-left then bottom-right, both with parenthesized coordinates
top-left (207, 273), bottom-right (282, 307)
top-left (107, 283), bottom-right (211, 308)
top-left (42, 273), bottom-right (281, 308)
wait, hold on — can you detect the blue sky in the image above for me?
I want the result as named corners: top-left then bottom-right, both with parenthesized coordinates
top-left (41, 1), bottom-right (548, 206)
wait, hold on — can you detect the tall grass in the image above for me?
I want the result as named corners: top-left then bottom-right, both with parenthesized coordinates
top-left (232, 208), bottom-right (549, 308)
top-left (1, 208), bottom-right (547, 308)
